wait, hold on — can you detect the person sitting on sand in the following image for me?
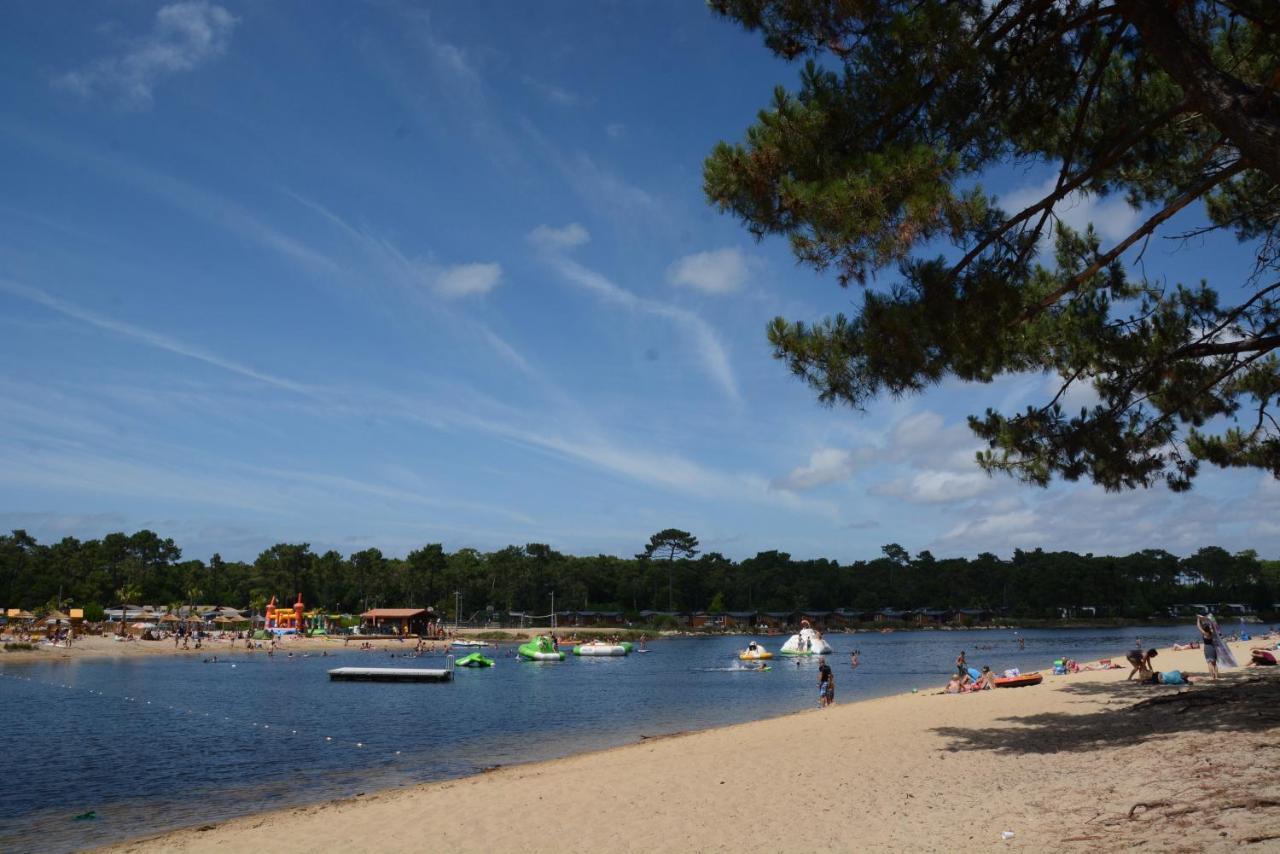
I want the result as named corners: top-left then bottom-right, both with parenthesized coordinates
top-left (972, 666), bottom-right (996, 690)
top-left (944, 675), bottom-right (963, 694)
top-left (1126, 648), bottom-right (1157, 681)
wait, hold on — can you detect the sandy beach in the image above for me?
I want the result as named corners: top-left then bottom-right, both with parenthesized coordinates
top-left (91, 640), bottom-right (1280, 853)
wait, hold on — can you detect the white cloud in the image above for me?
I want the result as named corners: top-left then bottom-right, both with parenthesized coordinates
top-left (773, 447), bottom-right (869, 491)
top-left (1000, 173), bottom-right (1142, 248)
top-left (434, 262), bottom-right (502, 298)
top-left (605, 122), bottom-right (626, 139)
top-left (774, 408), bottom-right (985, 496)
top-left (55, 1), bottom-right (237, 109)
top-left (938, 509), bottom-right (1042, 546)
top-left (880, 471), bottom-right (998, 504)
top-left (890, 410), bottom-right (947, 450)
top-left (667, 248), bottom-right (756, 295)
top-left (527, 223), bottom-right (590, 250)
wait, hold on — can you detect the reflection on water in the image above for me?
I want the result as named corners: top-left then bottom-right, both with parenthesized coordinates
top-left (0, 625), bottom-right (1196, 852)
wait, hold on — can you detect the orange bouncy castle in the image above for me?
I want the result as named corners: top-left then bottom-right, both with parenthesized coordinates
top-left (265, 594), bottom-right (304, 635)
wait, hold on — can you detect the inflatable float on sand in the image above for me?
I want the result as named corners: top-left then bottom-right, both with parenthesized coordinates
top-left (779, 623), bottom-right (833, 656)
top-left (994, 671), bottom-right (1042, 688)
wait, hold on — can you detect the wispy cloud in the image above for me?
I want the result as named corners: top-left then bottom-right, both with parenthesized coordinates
top-left (528, 224), bottom-right (739, 401)
top-left (667, 247), bottom-right (757, 295)
top-left (0, 278), bottom-right (312, 394)
top-left (3, 121), bottom-right (341, 279)
top-left (54, 1), bottom-right (238, 109)
top-left (288, 192), bottom-right (502, 300)
top-left (522, 75), bottom-right (580, 107)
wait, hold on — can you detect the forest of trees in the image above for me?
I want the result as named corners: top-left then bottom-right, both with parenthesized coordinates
top-left (3, 528), bottom-right (1277, 622)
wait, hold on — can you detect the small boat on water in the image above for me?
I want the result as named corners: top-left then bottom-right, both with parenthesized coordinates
top-left (573, 641), bottom-right (630, 656)
top-left (994, 672), bottom-right (1043, 688)
top-left (738, 641), bottom-right (773, 661)
top-left (455, 652), bottom-right (494, 668)
top-left (779, 623), bottom-right (833, 656)
top-left (517, 635), bottom-right (565, 661)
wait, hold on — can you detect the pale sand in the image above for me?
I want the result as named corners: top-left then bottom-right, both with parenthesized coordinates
top-left (95, 641), bottom-right (1280, 853)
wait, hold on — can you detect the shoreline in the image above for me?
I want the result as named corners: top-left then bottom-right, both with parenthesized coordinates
top-left (5, 618), bottom-right (1254, 663)
top-left (97, 639), bottom-right (1280, 853)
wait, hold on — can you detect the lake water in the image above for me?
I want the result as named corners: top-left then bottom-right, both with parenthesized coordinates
top-left (0, 625), bottom-right (1199, 852)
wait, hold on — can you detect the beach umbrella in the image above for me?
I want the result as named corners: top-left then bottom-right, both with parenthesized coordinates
top-left (159, 614), bottom-right (181, 624)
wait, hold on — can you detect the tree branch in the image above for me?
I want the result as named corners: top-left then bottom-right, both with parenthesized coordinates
top-left (1174, 333), bottom-right (1280, 359)
top-left (948, 100), bottom-right (1188, 282)
top-left (1021, 159), bottom-right (1248, 321)
top-left (1119, 0), bottom-right (1280, 185)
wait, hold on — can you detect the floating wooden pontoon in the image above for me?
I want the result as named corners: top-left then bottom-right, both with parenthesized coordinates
top-left (328, 666), bottom-right (453, 683)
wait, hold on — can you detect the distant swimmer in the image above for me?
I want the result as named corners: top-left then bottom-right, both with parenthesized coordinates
top-left (849, 649), bottom-right (860, 669)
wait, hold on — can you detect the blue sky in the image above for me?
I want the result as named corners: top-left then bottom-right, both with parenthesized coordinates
top-left (2, 1), bottom-right (1275, 563)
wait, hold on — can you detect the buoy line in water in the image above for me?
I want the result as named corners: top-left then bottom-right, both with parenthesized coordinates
top-left (0, 670), bottom-right (406, 759)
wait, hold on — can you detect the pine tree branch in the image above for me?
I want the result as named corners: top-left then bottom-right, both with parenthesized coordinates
top-left (1022, 159), bottom-right (1248, 321)
top-left (1174, 333), bottom-right (1280, 359)
top-left (1119, 0), bottom-right (1280, 185)
top-left (947, 100), bottom-right (1188, 284)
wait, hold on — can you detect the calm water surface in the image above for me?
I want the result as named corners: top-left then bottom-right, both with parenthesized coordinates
top-left (0, 625), bottom-right (1198, 852)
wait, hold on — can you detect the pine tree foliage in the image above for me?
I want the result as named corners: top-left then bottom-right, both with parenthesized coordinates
top-left (705, 0), bottom-right (1280, 490)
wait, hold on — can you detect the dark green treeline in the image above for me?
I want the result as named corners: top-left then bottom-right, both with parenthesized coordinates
top-left (2, 530), bottom-right (1277, 620)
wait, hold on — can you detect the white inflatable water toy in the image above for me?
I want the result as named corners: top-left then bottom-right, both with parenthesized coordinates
top-left (573, 641), bottom-right (630, 656)
top-left (739, 641), bottom-right (773, 660)
top-left (517, 635), bottom-right (565, 661)
top-left (779, 624), bottom-right (832, 656)
top-left (450, 639), bottom-right (488, 648)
